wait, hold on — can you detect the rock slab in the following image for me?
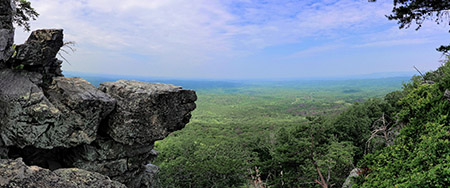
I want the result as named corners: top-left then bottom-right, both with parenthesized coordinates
top-left (0, 158), bottom-right (126, 188)
top-left (100, 80), bottom-right (197, 145)
top-left (0, 69), bottom-right (116, 149)
top-left (11, 29), bottom-right (65, 85)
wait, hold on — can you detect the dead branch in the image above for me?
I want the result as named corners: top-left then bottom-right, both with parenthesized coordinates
top-left (413, 66), bottom-right (425, 79)
top-left (310, 132), bottom-right (329, 188)
top-left (57, 41), bottom-right (76, 65)
top-left (365, 113), bottom-right (395, 154)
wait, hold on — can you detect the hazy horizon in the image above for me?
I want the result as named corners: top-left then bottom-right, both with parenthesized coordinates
top-left (64, 69), bottom-right (416, 81)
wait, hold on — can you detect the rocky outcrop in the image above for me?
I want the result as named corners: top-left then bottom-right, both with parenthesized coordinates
top-left (65, 137), bottom-right (158, 187)
top-left (59, 81), bottom-right (196, 187)
top-left (45, 77), bottom-right (116, 146)
top-left (0, 0), bottom-right (15, 66)
top-left (10, 29), bottom-right (65, 85)
top-left (0, 158), bottom-right (126, 188)
top-left (0, 69), bottom-right (57, 149)
top-left (13, 29), bottom-right (64, 66)
top-left (0, 22), bottom-right (197, 187)
top-left (100, 80), bottom-right (197, 145)
top-left (0, 70), bottom-right (116, 149)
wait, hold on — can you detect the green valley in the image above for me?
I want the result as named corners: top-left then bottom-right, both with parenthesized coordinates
top-left (149, 77), bottom-right (409, 187)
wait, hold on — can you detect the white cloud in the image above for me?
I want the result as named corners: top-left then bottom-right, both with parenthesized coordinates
top-left (13, 0), bottom-right (447, 78)
top-left (20, 0), bottom-right (394, 53)
top-left (355, 38), bottom-right (432, 48)
top-left (288, 44), bottom-right (343, 58)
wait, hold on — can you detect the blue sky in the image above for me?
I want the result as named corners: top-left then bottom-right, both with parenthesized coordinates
top-left (15, 0), bottom-right (449, 79)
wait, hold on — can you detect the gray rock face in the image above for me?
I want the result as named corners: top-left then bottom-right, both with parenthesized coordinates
top-left (0, 69), bottom-right (197, 187)
top-left (13, 29), bottom-right (64, 66)
top-left (0, 70), bottom-right (115, 149)
top-left (444, 89), bottom-right (450, 100)
top-left (45, 77), bottom-right (116, 146)
top-left (0, 66), bottom-right (197, 187)
top-left (0, 0), bottom-right (15, 65)
top-left (0, 69), bottom-right (59, 148)
top-left (0, 19), bottom-right (197, 187)
top-left (100, 80), bottom-right (197, 145)
top-left (0, 158), bottom-right (126, 188)
top-left (65, 137), bottom-right (158, 187)
top-left (11, 29), bottom-right (65, 85)
top-left (342, 168), bottom-right (361, 188)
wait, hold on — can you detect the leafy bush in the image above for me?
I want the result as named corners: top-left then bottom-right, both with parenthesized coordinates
top-left (356, 58), bottom-right (450, 187)
top-left (154, 133), bottom-right (253, 188)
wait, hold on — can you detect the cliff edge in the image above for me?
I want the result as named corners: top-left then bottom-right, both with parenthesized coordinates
top-left (0, 1), bottom-right (197, 187)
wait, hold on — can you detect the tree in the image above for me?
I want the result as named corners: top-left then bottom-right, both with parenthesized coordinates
top-left (154, 133), bottom-right (253, 188)
top-left (13, 0), bottom-right (39, 31)
top-left (252, 117), bottom-right (356, 187)
top-left (371, 0), bottom-right (450, 54)
top-left (356, 57), bottom-right (450, 187)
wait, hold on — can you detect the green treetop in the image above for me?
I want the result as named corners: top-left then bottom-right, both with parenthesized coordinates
top-left (13, 0), bottom-right (39, 31)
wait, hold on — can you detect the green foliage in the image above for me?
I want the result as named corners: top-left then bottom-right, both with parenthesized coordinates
top-left (153, 78), bottom-right (405, 187)
top-left (384, 90), bottom-right (406, 111)
top-left (13, 0), bottom-right (39, 32)
top-left (11, 44), bottom-right (17, 58)
top-left (437, 45), bottom-right (450, 55)
top-left (357, 58), bottom-right (450, 187)
top-left (253, 118), bottom-right (356, 187)
top-left (155, 134), bottom-right (252, 188)
top-left (386, 0), bottom-right (450, 31)
top-left (326, 98), bottom-right (396, 162)
top-left (13, 64), bottom-right (24, 70)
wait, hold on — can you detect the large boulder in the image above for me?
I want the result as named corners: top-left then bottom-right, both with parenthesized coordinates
top-left (45, 77), bottom-right (116, 145)
top-left (11, 29), bottom-right (65, 85)
top-left (65, 137), bottom-right (158, 187)
top-left (0, 69), bottom-right (115, 149)
top-left (0, 158), bottom-right (126, 188)
top-left (0, 0), bottom-right (15, 66)
top-left (13, 29), bottom-right (64, 67)
top-left (0, 69), bottom-right (59, 149)
top-left (99, 80), bottom-right (197, 145)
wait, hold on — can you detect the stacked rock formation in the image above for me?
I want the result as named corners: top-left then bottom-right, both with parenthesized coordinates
top-left (0, 10), bottom-right (197, 188)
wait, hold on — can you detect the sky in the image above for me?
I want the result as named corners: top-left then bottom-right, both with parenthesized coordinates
top-left (15, 0), bottom-right (449, 79)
